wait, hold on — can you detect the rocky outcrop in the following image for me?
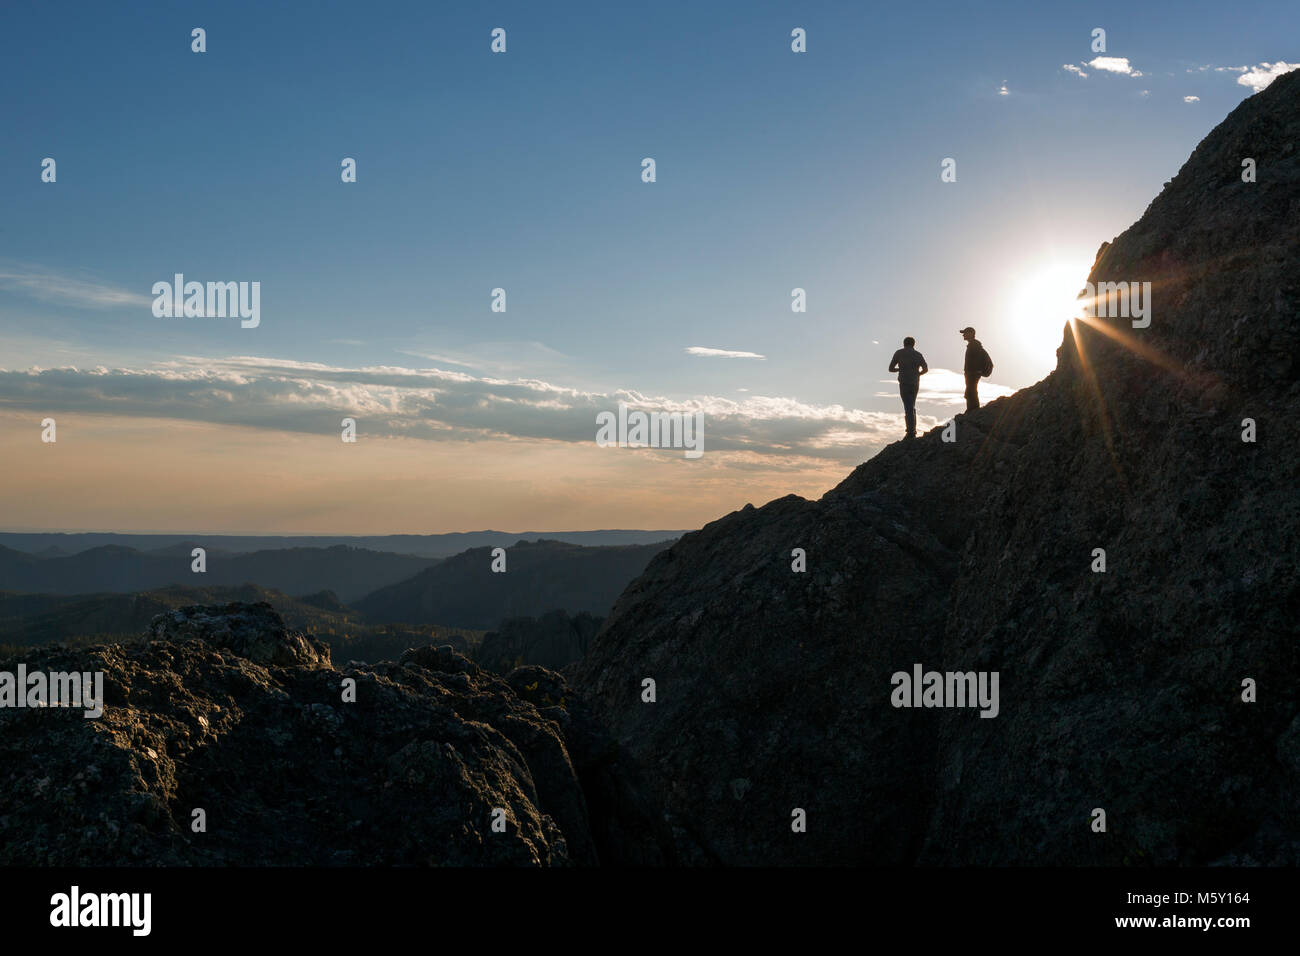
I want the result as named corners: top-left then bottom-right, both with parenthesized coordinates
top-left (147, 601), bottom-right (330, 668)
top-left (508, 666), bottom-right (676, 865)
top-left (575, 71), bottom-right (1300, 865)
top-left (0, 602), bottom-right (670, 866)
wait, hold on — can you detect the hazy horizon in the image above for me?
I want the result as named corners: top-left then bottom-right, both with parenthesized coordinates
top-left (0, 526), bottom-right (691, 538)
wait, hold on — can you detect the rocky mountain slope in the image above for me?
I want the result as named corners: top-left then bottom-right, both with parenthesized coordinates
top-left (0, 603), bottom-right (671, 865)
top-left (576, 70), bottom-right (1300, 865)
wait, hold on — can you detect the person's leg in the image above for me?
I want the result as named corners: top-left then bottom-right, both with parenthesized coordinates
top-left (901, 382), bottom-right (918, 436)
top-left (965, 374), bottom-right (980, 411)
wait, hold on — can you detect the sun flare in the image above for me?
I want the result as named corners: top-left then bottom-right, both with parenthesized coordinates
top-left (1006, 261), bottom-right (1089, 375)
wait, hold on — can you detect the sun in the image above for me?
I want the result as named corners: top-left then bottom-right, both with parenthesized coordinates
top-left (1006, 260), bottom-right (1088, 375)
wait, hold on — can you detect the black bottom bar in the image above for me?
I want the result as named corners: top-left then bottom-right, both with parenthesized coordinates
top-left (1, 866), bottom-right (1286, 942)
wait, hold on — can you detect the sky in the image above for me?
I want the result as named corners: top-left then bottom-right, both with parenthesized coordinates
top-left (1, 0), bottom-right (1295, 534)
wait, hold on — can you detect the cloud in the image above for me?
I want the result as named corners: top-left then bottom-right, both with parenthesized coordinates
top-left (396, 341), bottom-right (571, 375)
top-left (685, 346), bottom-right (766, 360)
top-left (0, 266), bottom-right (151, 309)
top-left (1183, 95), bottom-right (1200, 103)
top-left (1062, 64), bottom-right (1088, 78)
top-left (1189, 61), bottom-right (1296, 92)
top-left (1238, 62), bottom-right (1299, 93)
top-left (398, 350), bottom-right (475, 368)
top-left (998, 83), bottom-right (1009, 96)
top-left (0, 356), bottom-right (926, 462)
top-left (1086, 57), bottom-right (1142, 77)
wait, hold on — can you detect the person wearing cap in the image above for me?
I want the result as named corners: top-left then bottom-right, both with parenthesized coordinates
top-left (960, 327), bottom-right (992, 411)
top-left (888, 336), bottom-right (928, 438)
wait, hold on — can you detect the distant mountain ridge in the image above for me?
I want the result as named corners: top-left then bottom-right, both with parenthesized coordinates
top-left (355, 539), bottom-right (673, 629)
top-left (0, 538), bottom-right (679, 663)
top-left (0, 542), bottom-right (433, 602)
top-left (0, 529), bottom-right (689, 559)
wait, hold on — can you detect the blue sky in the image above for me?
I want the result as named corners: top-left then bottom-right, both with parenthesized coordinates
top-left (0, 0), bottom-right (1295, 532)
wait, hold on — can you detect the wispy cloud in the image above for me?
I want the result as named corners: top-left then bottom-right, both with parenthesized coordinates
top-left (685, 346), bottom-right (766, 360)
top-left (1086, 57), bottom-right (1143, 77)
top-left (1183, 95), bottom-right (1200, 103)
top-left (396, 341), bottom-right (571, 375)
top-left (0, 356), bottom-right (928, 461)
top-left (0, 266), bottom-right (151, 309)
top-left (1062, 64), bottom-right (1088, 78)
top-left (397, 350), bottom-right (476, 368)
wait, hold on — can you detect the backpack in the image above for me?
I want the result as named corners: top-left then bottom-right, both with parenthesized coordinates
top-left (981, 348), bottom-right (994, 377)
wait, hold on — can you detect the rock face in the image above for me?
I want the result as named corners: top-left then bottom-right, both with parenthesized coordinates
top-left (575, 71), bottom-right (1300, 865)
top-left (0, 602), bottom-right (671, 866)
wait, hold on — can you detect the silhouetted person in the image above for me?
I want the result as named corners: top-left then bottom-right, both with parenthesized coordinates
top-left (889, 336), bottom-right (928, 438)
top-left (960, 327), bottom-right (992, 411)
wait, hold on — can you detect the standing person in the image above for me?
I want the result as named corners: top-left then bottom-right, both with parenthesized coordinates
top-left (959, 327), bottom-right (992, 412)
top-left (888, 336), bottom-right (928, 438)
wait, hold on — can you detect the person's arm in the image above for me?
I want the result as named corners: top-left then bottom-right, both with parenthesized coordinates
top-left (918, 353), bottom-right (928, 375)
top-left (888, 350), bottom-right (900, 373)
